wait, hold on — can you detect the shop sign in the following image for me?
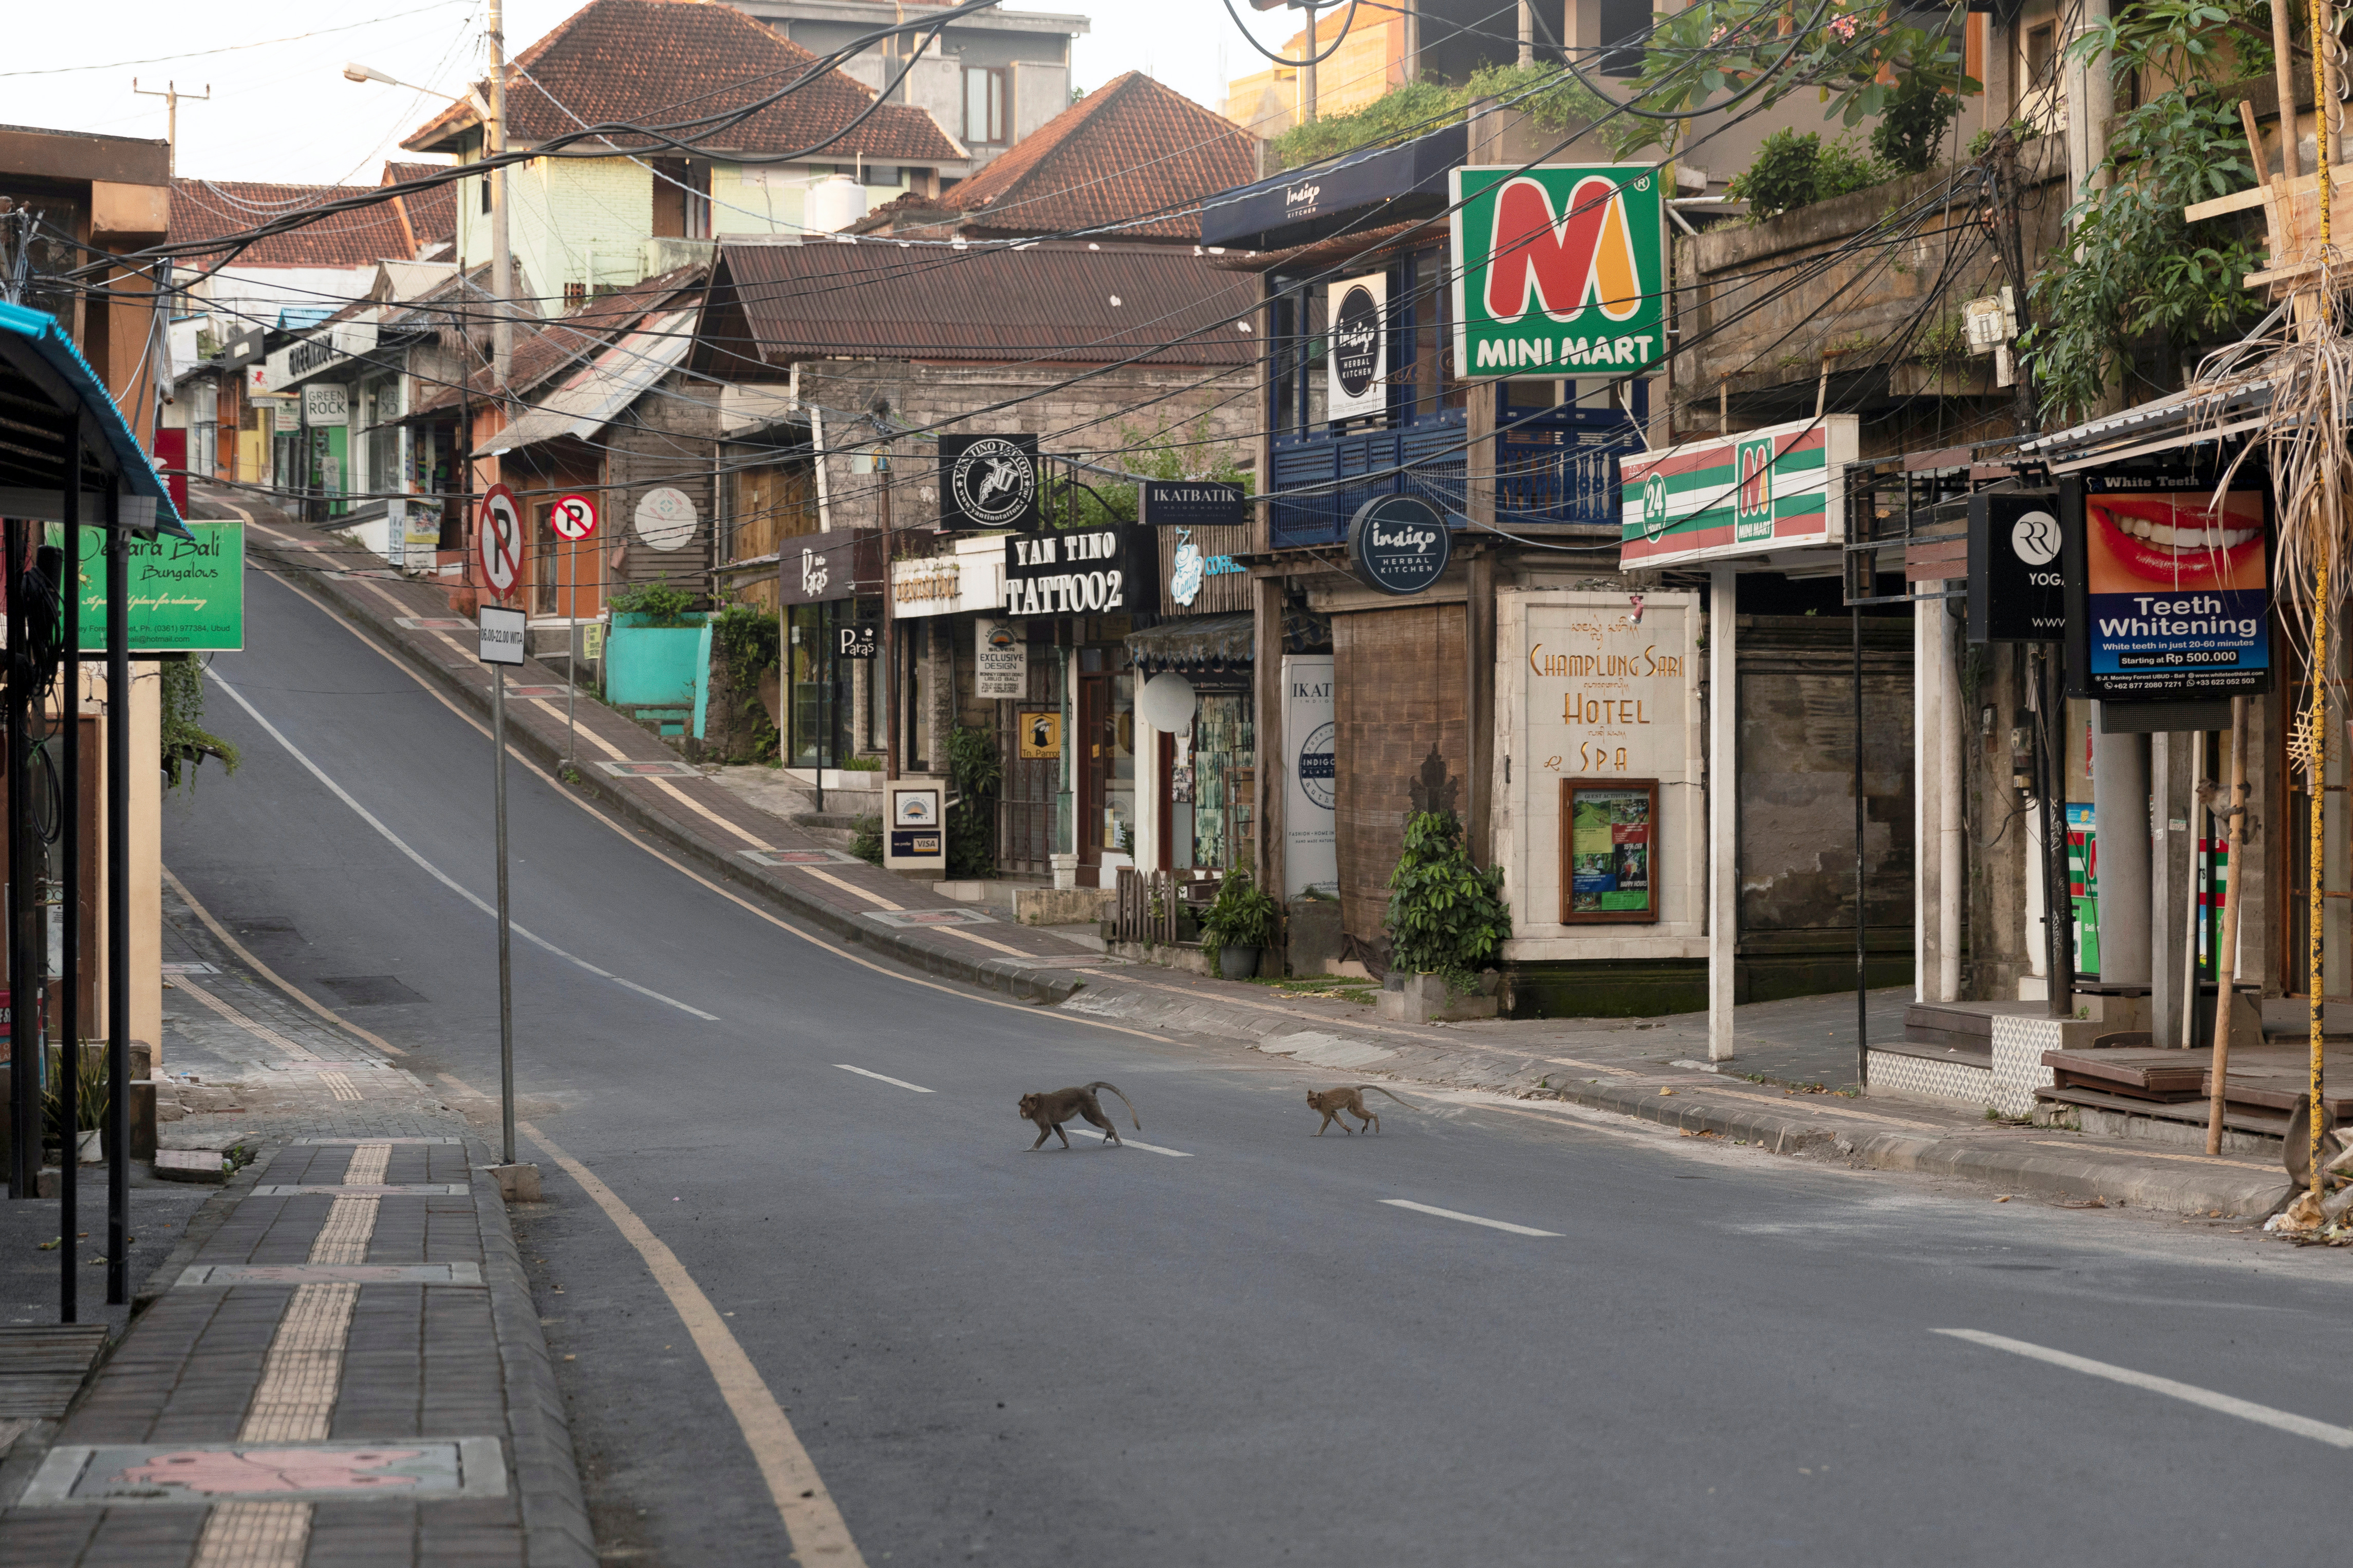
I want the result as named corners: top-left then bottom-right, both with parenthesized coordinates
top-left (1618, 415), bottom-right (1858, 570)
top-left (778, 526), bottom-right (882, 606)
top-left (1347, 494), bottom-right (1451, 595)
top-left (1967, 492), bottom-right (2064, 644)
top-left (634, 487), bottom-right (698, 552)
top-left (835, 621), bottom-right (879, 658)
top-left (1326, 272), bottom-right (1387, 420)
top-left (1018, 710), bottom-right (1061, 759)
top-left (1142, 480), bottom-right (1245, 529)
top-left (976, 619), bottom-right (1025, 698)
top-left (303, 384), bottom-right (349, 426)
top-left (1166, 525), bottom-right (1247, 611)
top-left (1448, 164), bottom-right (1665, 379)
top-left (939, 433), bottom-right (1040, 531)
top-left (893, 556), bottom-right (961, 608)
top-left (65, 519), bottom-right (246, 652)
top-left (884, 780), bottom-right (946, 870)
top-left (2062, 473), bottom-right (2271, 700)
top-left (1002, 524), bottom-right (1141, 617)
top-left (1282, 654), bottom-right (1338, 899)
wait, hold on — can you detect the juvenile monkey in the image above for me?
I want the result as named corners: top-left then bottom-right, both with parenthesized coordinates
top-left (1306, 1084), bottom-right (1419, 1136)
top-left (1018, 1082), bottom-right (1142, 1150)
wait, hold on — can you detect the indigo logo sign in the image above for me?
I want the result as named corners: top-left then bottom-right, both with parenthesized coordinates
top-left (1347, 494), bottom-right (1452, 595)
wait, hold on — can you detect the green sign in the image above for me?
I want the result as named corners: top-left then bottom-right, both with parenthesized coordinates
top-left (1448, 163), bottom-right (1666, 379)
top-left (66, 520), bottom-right (245, 652)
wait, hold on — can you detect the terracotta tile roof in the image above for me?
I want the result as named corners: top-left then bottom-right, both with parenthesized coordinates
top-left (168, 179), bottom-right (415, 268)
top-left (712, 240), bottom-right (1255, 365)
top-left (933, 72), bottom-right (1258, 240)
top-left (401, 0), bottom-right (960, 163)
top-left (382, 161), bottom-right (458, 255)
top-left (410, 262), bottom-right (708, 414)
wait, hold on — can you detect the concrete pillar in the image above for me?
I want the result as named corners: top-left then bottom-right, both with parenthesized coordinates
top-left (1938, 599), bottom-right (1963, 1002)
top-left (2091, 706), bottom-right (2151, 990)
top-left (1708, 565), bottom-right (1738, 1060)
top-left (2150, 731), bottom-right (2194, 1045)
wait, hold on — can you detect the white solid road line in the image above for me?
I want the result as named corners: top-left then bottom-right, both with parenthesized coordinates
top-left (1380, 1199), bottom-right (1563, 1237)
top-left (1057, 1126), bottom-right (1193, 1157)
top-left (834, 1064), bottom-right (935, 1093)
top-left (207, 668), bottom-right (719, 1023)
top-left (1936, 1329), bottom-right (2353, 1448)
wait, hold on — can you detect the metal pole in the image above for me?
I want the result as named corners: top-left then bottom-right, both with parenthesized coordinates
top-left (104, 497), bottom-right (126, 1306)
top-left (59, 428), bottom-right (80, 1319)
top-left (564, 535), bottom-right (577, 770)
top-left (493, 664), bottom-right (515, 1167)
top-left (2045, 647), bottom-right (2076, 1016)
top-left (2207, 694), bottom-right (2249, 1154)
top-left (6, 514), bottom-right (27, 1201)
top-left (881, 447), bottom-right (897, 781)
top-left (1854, 603), bottom-right (1867, 1087)
top-left (2180, 727), bottom-right (2206, 1046)
top-left (487, 0), bottom-right (513, 391)
top-left (1302, 1), bottom-right (1321, 125)
top-left (816, 608), bottom-right (827, 815)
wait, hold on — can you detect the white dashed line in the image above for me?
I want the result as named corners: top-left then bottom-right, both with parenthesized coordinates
top-left (1056, 1126), bottom-right (1193, 1158)
top-left (833, 1064), bottom-right (935, 1093)
top-left (1379, 1199), bottom-right (1562, 1237)
top-left (1935, 1330), bottom-right (2353, 1448)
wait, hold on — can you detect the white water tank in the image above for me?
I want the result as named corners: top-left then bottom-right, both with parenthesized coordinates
top-left (806, 173), bottom-right (867, 234)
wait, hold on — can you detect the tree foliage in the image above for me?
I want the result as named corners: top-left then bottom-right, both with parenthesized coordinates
top-left (1384, 809), bottom-right (1510, 991)
top-left (1725, 127), bottom-right (1889, 218)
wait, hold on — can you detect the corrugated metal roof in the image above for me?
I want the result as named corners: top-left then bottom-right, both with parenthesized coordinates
top-left (716, 240), bottom-right (1257, 365)
top-left (481, 308), bottom-right (698, 455)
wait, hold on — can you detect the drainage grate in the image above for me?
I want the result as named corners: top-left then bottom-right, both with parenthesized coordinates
top-left (861, 908), bottom-right (997, 928)
top-left (593, 759), bottom-right (702, 778)
top-left (740, 848), bottom-right (862, 866)
top-left (395, 617), bottom-right (475, 631)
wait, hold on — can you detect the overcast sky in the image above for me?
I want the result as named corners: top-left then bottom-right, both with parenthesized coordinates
top-left (2, 0), bottom-right (1307, 187)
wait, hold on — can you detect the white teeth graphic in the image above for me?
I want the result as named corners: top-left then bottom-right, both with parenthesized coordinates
top-left (2107, 514), bottom-right (2255, 551)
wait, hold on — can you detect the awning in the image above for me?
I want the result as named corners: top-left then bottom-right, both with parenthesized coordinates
top-left (2020, 376), bottom-right (2273, 474)
top-left (0, 301), bottom-right (192, 538)
top-left (1198, 123), bottom-right (1466, 254)
top-left (1125, 609), bottom-right (1331, 674)
top-left (479, 308), bottom-right (696, 457)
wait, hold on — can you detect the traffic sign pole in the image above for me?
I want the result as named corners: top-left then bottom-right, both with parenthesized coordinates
top-left (549, 495), bottom-right (598, 774)
top-left (476, 505), bottom-right (529, 1189)
top-left (494, 663), bottom-right (514, 1166)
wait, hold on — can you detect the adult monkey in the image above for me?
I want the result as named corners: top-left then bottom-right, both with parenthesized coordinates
top-left (1018, 1082), bottom-right (1142, 1150)
top-left (1306, 1084), bottom-right (1418, 1136)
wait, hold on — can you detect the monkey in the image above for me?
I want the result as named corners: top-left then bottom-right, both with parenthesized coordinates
top-left (1018, 1082), bottom-right (1141, 1150)
top-left (1306, 1084), bottom-right (1420, 1136)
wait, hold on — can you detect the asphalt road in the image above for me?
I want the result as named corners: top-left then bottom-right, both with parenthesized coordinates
top-left (165, 560), bottom-right (2353, 1567)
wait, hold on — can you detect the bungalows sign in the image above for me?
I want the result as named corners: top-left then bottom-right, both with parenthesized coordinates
top-left (1002, 524), bottom-right (1142, 618)
top-left (1449, 164), bottom-right (1664, 379)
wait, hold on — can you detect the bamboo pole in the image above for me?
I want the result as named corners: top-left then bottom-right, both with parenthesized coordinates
top-left (2312, 564), bottom-right (2330, 1204)
top-left (2274, 0), bottom-right (2302, 183)
top-left (2207, 696), bottom-right (2250, 1154)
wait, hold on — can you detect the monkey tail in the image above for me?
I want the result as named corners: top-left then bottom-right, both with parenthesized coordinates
top-left (1086, 1081), bottom-right (1141, 1129)
top-left (1359, 1085), bottom-right (1422, 1111)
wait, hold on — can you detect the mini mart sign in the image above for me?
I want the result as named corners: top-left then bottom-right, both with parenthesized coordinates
top-left (1618, 415), bottom-right (1858, 571)
top-left (1449, 164), bottom-right (1664, 379)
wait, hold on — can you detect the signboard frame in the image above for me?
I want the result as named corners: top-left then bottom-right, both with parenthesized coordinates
top-left (1448, 163), bottom-right (1666, 381)
top-left (64, 518), bottom-right (246, 654)
top-left (477, 483), bottom-right (523, 601)
top-left (2060, 467), bottom-right (2274, 701)
top-left (939, 433), bottom-right (1042, 532)
top-left (550, 494), bottom-right (598, 541)
top-left (1002, 523), bottom-right (1144, 617)
top-left (1967, 491), bottom-right (2064, 644)
top-left (975, 619), bottom-right (1025, 698)
top-left (1559, 777), bottom-right (1661, 923)
top-left (1347, 494), bottom-right (1452, 595)
top-left (1618, 414), bottom-right (1859, 571)
top-left (1142, 480), bottom-right (1246, 530)
top-left (1325, 271), bottom-right (1387, 420)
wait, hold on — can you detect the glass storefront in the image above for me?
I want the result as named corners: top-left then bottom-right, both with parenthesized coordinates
top-left (786, 598), bottom-right (867, 768)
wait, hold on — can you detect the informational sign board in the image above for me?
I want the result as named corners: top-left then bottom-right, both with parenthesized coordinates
top-left (1018, 711), bottom-right (1061, 759)
top-left (477, 483), bottom-right (522, 601)
top-left (1282, 654), bottom-right (1337, 899)
top-left (975, 619), bottom-right (1025, 698)
top-left (1002, 524), bottom-right (1142, 617)
top-left (778, 526), bottom-right (883, 607)
top-left (65, 519), bottom-right (246, 653)
top-left (883, 778), bottom-right (947, 871)
top-left (303, 383), bottom-right (349, 426)
top-left (1325, 272), bottom-right (1387, 420)
top-left (835, 621), bottom-right (879, 659)
top-left (940, 434), bottom-right (1041, 531)
top-left (1618, 415), bottom-right (1858, 570)
top-left (478, 604), bottom-right (526, 666)
top-left (1448, 164), bottom-right (1665, 379)
top-left (1348, 494), bottom-right (1451, 594)
top-left (2062, 472), bottom-right (2272, 700)
top-left (1967, 492), bottom-right (2064, 643)
top-left (1142, 480), bottom-right (1246, 529)
top-left (634, 487), bottom-right (697, 552)
top-left (550, 494), bottom-right (598, 541)
top-left (1561, 779), bottom-right (1659, 921)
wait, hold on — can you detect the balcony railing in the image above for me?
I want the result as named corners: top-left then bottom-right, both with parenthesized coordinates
top-left (1267, 407), bottom-right (1640, 550)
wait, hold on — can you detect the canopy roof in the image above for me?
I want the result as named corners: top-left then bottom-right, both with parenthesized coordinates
top-left (0, 301), bottom-right (192, 538)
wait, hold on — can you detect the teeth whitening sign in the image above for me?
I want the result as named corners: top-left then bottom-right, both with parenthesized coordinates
top-left (2061, 470), bottom-right (2272, 700)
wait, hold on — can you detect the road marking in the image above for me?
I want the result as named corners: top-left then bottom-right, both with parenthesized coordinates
top-left (1379, 1199), bottom-right (1562, 1237)
top-left (162, 866), bottom-right (404, 1056)
top-left (801, 865), bottom-right (903, 910)
top-left (206, 668), bottom-right (719, 1023)
top-left (432, 1075), bottom-right (865, 1567)
top-left (1934, 1329), bottom-right (2353, 1448)
top-left (172, 978), bottom-right (319, 1059)
top-left (834, 1064), bottom-right (934, 1093)
top-left (1057, 1126), bottom-right (1193, 1157)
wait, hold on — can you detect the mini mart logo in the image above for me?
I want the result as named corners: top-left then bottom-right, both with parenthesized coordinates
top-left (1451, 164), bottom-right (1664, 379)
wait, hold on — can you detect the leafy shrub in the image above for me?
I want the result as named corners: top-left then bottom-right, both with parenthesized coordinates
top-left (945, 725), bottom-right (1002, 879)
top-left (160, 657), bottom-right (238, 793)
top-left (609, 579), bottom-right (700, 627)
top-left (1385, 809), bottom-right (1510, 992)
top-left (1725, 128), bottom-right (1890, 220)
top-left (1200, 871), bottom-right (1280, 961)
top-left (1870, 75), bottom-right (1961, 173)
top-left (848, 814), bottom-right (884, 865)
top-left (712, 604), bottom-right (780, 762)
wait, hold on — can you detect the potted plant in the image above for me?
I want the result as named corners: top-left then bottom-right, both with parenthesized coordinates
top-left (1383, 807), bottom-right (1511, 1021)
top-left (43, 1046), bottom-right (109, 1165)
top-left (1201, 871), bottom-right (1280, 980)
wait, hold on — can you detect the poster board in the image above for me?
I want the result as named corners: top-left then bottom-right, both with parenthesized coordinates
top-left (1560, 779), bottom-right (1659, 922)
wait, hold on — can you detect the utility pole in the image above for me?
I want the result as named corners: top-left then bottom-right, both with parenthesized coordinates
top-left (880, 440), bottom-right (897, 780)
top-left (1519, 1), bottom-right (1535, 65)
top-left (1301, 1), bottom-right (1320, 125)
top-left (132, 80), bottom-right (209, 178)
top-left (485, 0), bottom-right (513, 391)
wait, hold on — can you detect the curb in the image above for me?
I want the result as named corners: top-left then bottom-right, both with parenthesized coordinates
top-left (464, 1134), bottom-right (597, 1568)
top-left (240, 528), bottom-right (1085, 1009)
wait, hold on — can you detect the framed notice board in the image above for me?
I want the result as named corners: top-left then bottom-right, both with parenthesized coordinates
top-left (1560, 778), bottom-right (1659, 923)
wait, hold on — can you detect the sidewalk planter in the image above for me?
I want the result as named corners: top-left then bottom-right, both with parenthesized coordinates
top-left (1377, 971), bottom-right (1501, 1024)
top-left (605, 613), bottom-right (713, 738)
top-left (1218, 944), bottom-right (1263, 980)
top-left (76, 1128), bottom-right (101, 1164)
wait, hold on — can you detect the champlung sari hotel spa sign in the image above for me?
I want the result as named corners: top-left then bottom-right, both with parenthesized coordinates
top-left (1617, 416), bottom-right (1860, 570)
top-left (1448, 165), bottom-right (1665, 378)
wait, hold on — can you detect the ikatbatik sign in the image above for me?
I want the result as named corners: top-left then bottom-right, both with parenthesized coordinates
top-left (1325, 272), bottom-right (1387, 420)
top-left (1618, 415), bottom-right (1859, 570)
top-left (2061, 468), bottom-right (2272, 700)
top-left (1448, 164), bottom-right (1665, 379)
top-left (939, 433), bottom-right (1041, 531)
top-left (1141, 480), bottom-right (1246, 529)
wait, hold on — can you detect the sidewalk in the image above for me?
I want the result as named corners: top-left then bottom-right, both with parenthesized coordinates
top-left (212, 488), bottom-right (2298, 1223)
top-left (0, 878), bottom-right (590, 1566)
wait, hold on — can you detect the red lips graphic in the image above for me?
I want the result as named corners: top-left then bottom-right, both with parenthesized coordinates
top-left (2087, 495), bottom-right (2263, 582)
